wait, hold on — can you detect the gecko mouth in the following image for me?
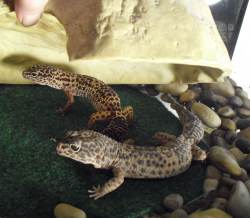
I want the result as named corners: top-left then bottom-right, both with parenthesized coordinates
top-left (56, 143), bottom-right (64, 154)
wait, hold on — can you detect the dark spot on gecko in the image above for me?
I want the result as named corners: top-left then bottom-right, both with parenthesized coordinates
top-left (137, 160), bottom-right (144, 165)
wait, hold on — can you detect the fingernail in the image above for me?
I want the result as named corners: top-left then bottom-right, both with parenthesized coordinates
top-left (21, 13), bottom-right (41, 26)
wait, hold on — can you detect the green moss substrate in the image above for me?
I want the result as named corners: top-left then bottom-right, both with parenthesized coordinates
top-left (0, 85), bottom-right (206, 218)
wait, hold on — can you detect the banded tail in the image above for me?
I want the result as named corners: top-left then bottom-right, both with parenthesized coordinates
top-left (164, 94), bottom-right (204, 145)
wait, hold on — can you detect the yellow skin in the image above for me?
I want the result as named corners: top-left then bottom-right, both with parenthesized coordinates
top-left (22, 64), bottom-right (133, 140)
top-left (56, 95), bottom-right (206, 200)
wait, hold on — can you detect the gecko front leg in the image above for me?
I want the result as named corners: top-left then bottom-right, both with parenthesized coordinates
top-left (56, 90), bottom-right (75, 114)
top-left (88, 168), bottom-right (125, 200)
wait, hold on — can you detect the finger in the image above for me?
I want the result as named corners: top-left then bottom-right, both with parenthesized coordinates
top-left (15, 0), bottom-right (48, 26)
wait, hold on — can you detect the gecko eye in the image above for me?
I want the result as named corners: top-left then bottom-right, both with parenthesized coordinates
top-left (70, 144), bottom-right (80, 152)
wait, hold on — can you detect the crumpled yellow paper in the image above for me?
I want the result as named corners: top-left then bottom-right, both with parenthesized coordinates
top-left (0, 0), bottom-right (232, 84)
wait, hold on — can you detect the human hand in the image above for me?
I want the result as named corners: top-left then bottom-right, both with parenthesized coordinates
top-left (15, 0), bottom-right (48, 26)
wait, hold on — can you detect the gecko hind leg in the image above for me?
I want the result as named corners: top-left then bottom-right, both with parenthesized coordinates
top-left (88, 168), bottom-right (124, 200)
top-left (191, 144), bottom-right (207, 161)
top-left (56, 90), bottom-right (75, 114)
top-left (122, 106), bottom-right (134, 124)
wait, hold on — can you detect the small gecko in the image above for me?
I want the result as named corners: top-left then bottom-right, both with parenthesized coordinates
top-left (23, 64), bottom-right (133, 140)
top-left (56, 95), bottom-right (206, 199)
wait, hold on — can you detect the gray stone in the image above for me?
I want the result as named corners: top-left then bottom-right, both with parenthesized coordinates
top-left (229, 147), bottom-right (247, 162)
top-left (217, 106), bottom-right (236, 118)
top-left (191, 102), bottom-right (221, 128)
top-left (245, 180), bottom-right (250, 193)
top-left (211, 198), bottom-right (227, 210)
top-left (237, 108), bottom-right (250, 118)
top-left (224, 131), bottom-right (237, 144)
top-left (236, 118), bottom-right (250, 129)
top-left (221, 118), bottom-right (236, 131)
top-left (156, 84), bottom-right (188, 96)
top-left (208, 146), bottom-right (242, 176)
top-left (211, 135), bottom-right (229, 148)
top-left (169, 209), bottom-right (188, 218)
top-left (229, 96), bottom-right (243, 107)
top-left (235, 138), bottom-right (250, 153)
top-left (227, 181), bottom-right (250, 218)
top-left (238, 127), bottom-right (250, 141)
top-left (54, 203), bottom-right (87, 218)
top-left (217, 186), bottom-right (230, 198)
top-left (235, 87), bottom-right (248, 99)
top-left (211, 129), bottom-right (226, 138)
top-left (200, 90), bottom-right (228, 107)
top-left (221, 175), bottom-right (237, 187)
top-left (203, 178), bottom-right (219, 194)
top-left (189, 208), bottom-right (232, 218)
top-left (206, 165), bottom-right (222, 180)
top-left (183, 192), bottom-right (216, 214)
top-left (163, 194), bottom-right (184, 211)
top-left (240, 159), bottom-right (250, 172)
top-left (242, 97), bottom-right (250, 110)
top-left (237, 168), bottom-right (249, 182)
top-left (205, 78), bottom-right (235, 97)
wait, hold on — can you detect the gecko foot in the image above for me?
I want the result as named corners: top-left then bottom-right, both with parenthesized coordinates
top-left (88, 185), bottom-right (105, 200)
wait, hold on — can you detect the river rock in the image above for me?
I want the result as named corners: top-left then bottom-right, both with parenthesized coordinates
top-left (245, 180), bottom-right (250, 193)
top-left (235, 87), bottom-right (248, 99)
top-left (179, 90), bottom-right (197, 103)
top-left (191, 102), bottom-right (221, 128)
top-left (221, 118), bottom-right (236, 131)
top-left (163, 194), bottom-right (184, 211)
top-left (229, 147), bottom-right (247, 162)
top-left (221, 175), bottom-right (237, 187)
top-left (205, 78), bottom-right (235, 97)
top-left (183, 192), bottom-right (216, 214)
top-left (234, 168), bottom-right (249, 182)
top-left (203, 178), bottom-right (219, 194)
top-left (240, 158), bottom-right (250, 172)
top-left (217, 106), bottom-right (236, 118)
top-left (211, 129), bottom-right (225, 138)
top-left (217, 186), bottom-right (230, 198)
top-left (236, 118), bottom-right (250, 129)
top-left (200, 90), bottom-right (228, 107)
top-left (155, 83), bottom-right (188, 96)
top-left (54, 203), bottom-right (87, 218)
top-left (238, 127), bottom-right (250, 141)
top-left (211, 135), bottom-right (231, 148)
top-left (169, 209), bottom-right (188, 218)
top-left (208, 146), bottom-right (242, 176)
top-left (189, 208), bottom-right (232, 218)
top-left (229, 96), bottom-right (243, 107)
top-left (235, 138), bottom-right (250, 153)
top-left (224, 131), bottom-right (237, 144)
top-left (227, 181), bottom-right (250, 218)
top-left (242, 97), bottom-right (250, 110)
top-left (237, 108), bottom-right (250, 118)
top-left (206, 165), bottom-right (222, 180)
top-left (211, 198), bottom-right (227, 210)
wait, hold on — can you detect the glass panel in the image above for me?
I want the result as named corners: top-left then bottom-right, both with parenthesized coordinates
top-left (209, 0), bottom-right (249, 57)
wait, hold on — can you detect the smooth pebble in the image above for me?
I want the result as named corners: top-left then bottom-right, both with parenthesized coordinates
top-left (192, 102), bottom-right (221, 128)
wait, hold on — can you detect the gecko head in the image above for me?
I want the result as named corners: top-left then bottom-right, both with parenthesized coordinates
top-left (57, 130), bottom-right (111, 167)
top-left (22, 64), bottom-right (57, 86)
